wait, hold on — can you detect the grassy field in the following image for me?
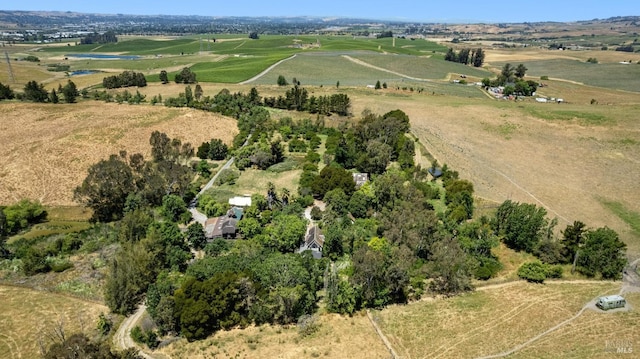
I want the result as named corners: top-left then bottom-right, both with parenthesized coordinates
top-left (501, 59), bottom-right (640, 93)
top-left (350, 53), bottom-right (492, 79)
top-left (0, 285), bottom-right (108, 359)
top-left (0, 102), bottom-right (237, 206)
top-left (376, 281), bottom-right (628, 359)
top-left (158, 312), bottom-right (391, 359)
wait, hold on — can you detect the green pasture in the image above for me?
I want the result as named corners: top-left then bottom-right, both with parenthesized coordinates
top-left (350, 53), bottom-right (492, 79)
top-left (495, 59), bottom-right (640, 93)
top-left (521, 104), bottom-right (615, 126)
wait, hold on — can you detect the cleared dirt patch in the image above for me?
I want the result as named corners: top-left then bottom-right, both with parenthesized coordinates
top-left (0, 102), bottom-right (237, 206)
top-left (0, 285), bottom-right (107, 359)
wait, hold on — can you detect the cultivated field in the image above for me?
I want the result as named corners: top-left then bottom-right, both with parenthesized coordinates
top-left (376, 281), bottom-right (632, 359)
top-left (0, 102), bottom-right (237, 206)
top-left (0, 285), bottom-right (108, 359)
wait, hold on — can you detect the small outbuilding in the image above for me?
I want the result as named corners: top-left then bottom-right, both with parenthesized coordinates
top-left (596, 295), bottom-right (626, 310)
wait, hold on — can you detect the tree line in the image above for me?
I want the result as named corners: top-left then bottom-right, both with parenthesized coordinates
top-left (0, 80), bottom-right (81, 103)
top-left (444, 47), bottom-right (485, 67)
top-left (102, 71), bottom-right (147, 89)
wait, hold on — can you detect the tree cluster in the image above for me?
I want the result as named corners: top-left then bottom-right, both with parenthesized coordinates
top-left (0, 82), bottom-right (14, 100)
top-left (196, 138), bottom-right (229, 160)
top-left (174, 67), bottom-right (197, 84)
top-left (263, 85), bottom-right (351, 116)
top-left (80, 31), bottom-right (117, 45)
top-left (102, 71), bottom-right (147, 89)
top-left (444, 47), bottom-right (485, 67)
top-left (493, 200), bottom-right (627, 279)
top-left (74, 131), bottom-right (194, 222)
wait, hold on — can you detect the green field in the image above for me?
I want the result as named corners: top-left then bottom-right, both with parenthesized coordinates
top-left (351, 53), bottom-right (492, 79)
top-left (496, 59), bottom-right (640, 92)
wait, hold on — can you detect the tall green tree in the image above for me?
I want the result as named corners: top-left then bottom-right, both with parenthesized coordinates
top-left (23, 80), bottom-right (48, 102)
top-left (515, 64), bottom-right (528, 79)
top-left (74, 155), bottom-right (136, 222)
top-left (159, 70), bottom-right (169, 84)
top-left (61, 80), bottom-right (79, 103)
top-left (577, 227), bottom-right (626, 279)
top-left (494, 200), bottom-right (547, 253)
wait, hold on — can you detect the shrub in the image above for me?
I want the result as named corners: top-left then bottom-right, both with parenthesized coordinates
top-left (545, 264), bottom-right (563, 279)
top-left (297, 314), bottom-right (320, 337)
top-left (540, 75), bottom-right (549, 80)
top-left (517, 261), bottom-right (547, 283)
top-left (214, 168), bottom-right (239, 186)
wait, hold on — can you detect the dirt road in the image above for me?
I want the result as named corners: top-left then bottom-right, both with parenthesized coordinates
top-left (113, 304), bottom-right (155, 359)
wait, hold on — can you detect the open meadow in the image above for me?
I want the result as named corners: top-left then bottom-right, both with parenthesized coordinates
top-left (0, 285), bottom-right (108, 359)
top-left (0, 102), bottom-right (237, 206)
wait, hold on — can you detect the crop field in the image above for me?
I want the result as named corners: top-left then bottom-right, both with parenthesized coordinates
top-left (0, 285), bottom-right (108, 359)
top-left (350, 53), bottom-right (492, 79)
top-left (495, 59), bottom-right (640, 93)
top-left (0, 102), bottom-right (237, 206)
top-left (375, 281), bottom-right (626, 359)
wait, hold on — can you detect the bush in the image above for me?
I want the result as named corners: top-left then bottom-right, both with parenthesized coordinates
top-left (540, 75), bottom-right (549, 80)
top-left (517, 261), bottom-right (547, 283)
top-left (297, 314), bottom-right (320, 337)
top-left (545, 264), bottom-right (563, 279)
top-left (214, 168), bottom-right (239, 186)
top-left (49, 258), bottom-right (74, 272)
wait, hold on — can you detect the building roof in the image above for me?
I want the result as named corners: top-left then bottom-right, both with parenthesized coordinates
top-left (599, 295), bottom-right (625, 302)
top-left (352, 173), bottom-right (369, 188)
top-left (205, 216), bottom-right (238, 239)
top-left (229, 196), bottom-right (252, 207)
top-left (298, 225), bottom-right (325, 258)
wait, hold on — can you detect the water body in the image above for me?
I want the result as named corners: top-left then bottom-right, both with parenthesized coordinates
top-left (69, 70), bottom-right (101, 76)
top-left (66, 53), bottom-right (140, 60)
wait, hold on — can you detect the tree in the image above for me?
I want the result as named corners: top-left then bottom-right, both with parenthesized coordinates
top-left (576, 227), bottom-right (626, 279)
top-left (429, 238), bottom-right (474, 295)
top-left (499, 63), bottom-right (515, 84)
top-left (161, 194), bottom-right (190, 223)
top-left (61, 80), bottom-right (79, 103)
top-left (186, 222), bottom-right (206, 250)
top-left (518, 261), bottom-right (547, 283)
top-left (444, 48), bottom-right (457, 62)
top-left (23, 80), bottom-right (48, 102)
top-left (194, 84), bottom-right (203, 101)
top-left (249, 31), bottom-right (259, 39)
top-left (277, 75), bottom-right (288, 86)
top-left (515, 64), bottom-right (528, 79)
top-left (375, 80), bottom-right (381, 90)
top-left (105, 240), bottom-right (158, 315)
top-left (311, 165), bottom-right (355, 199)
top-left (0, 82), bottom-right (14, 100)
top-left (458, 48), bottom-right (470, 65)
top-left (561, 221), bottom-right (586, 264)
top-left (175, 67), bottom-right (196, 84)
top-left (494, 200), bottom-right (547, 253)
top-left (471, 48), bottom-right (485, 67)
top-left (49, 89), bottom-right (59, 103)
top-left (207, 138), bottom-right (228, 160)
top-left (264, 214), bottom-right (307, 252)
top-left (74, 155), bottom-right (135, 222)
top-left (159, 70), bottom-right (169, 84)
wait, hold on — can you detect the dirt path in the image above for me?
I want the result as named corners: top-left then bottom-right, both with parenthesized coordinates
top-left (239, 54), bottom-right (297, 84)
top-left (342, 55), bottom-right (439, 82)
top-left (367, 310), bottom-right (400, 359)
top-left (113, 304), bottom-right (155, 359)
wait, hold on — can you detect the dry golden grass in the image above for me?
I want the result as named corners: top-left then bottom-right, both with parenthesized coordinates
top-left (0, 101), bottom-right (237, 206)
top-left (0, 285), bottom-right (108, 359)
top-left (158, 312), bottom-right (390, 359)
top-left (346, 90), bottom-right (640, 255)
top-left (377, 281), bottom-right (622, 359)
top-left (515, 292), bottom-right (640, 358)
top-left (484, 48), bottom-right (640, 66)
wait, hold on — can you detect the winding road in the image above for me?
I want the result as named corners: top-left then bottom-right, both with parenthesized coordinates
top-left (113, 305), bottom-right (155, 359)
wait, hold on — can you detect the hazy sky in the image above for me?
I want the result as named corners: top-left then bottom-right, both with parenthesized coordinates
top-left (2, 1), bottom-right (639, 23)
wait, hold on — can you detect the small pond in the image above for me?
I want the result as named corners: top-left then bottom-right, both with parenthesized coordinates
top-left (69, 70), bottom-right (102, 76)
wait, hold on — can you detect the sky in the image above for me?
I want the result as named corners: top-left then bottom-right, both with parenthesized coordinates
top-left (2, 1), bottom-right (639, 23)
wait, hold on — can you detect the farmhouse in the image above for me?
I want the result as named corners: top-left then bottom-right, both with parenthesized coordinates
top-left (205, 207), bottom-right (244, 240)
top-left (298, 225), bottom-right (325, 259)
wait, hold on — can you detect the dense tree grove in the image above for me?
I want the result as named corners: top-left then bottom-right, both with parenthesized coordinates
top-left (103, 71), bottom-right (147, 89)
top-left (174, 67), bottom-right (197, 84)
top-left (444, 47), bottom-right (485, 67)
top-left (0, 82), bottom-right (14, 100)
top-left (80, 31), bottom-right (117, 44)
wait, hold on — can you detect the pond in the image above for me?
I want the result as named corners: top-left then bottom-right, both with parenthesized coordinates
top-left (65, 53), bottom-right (140, 60)
top-left (69, 70), bottom-right (102, 76)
